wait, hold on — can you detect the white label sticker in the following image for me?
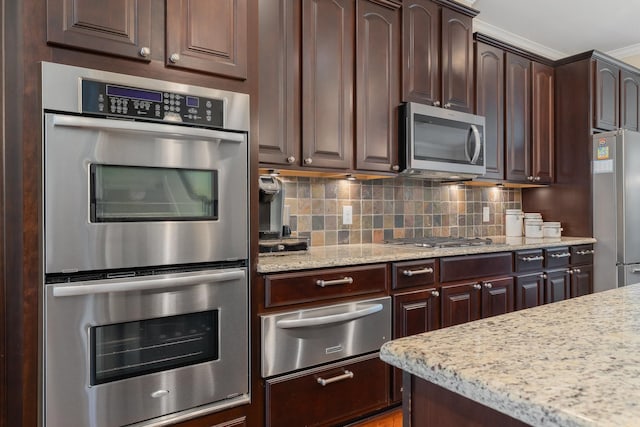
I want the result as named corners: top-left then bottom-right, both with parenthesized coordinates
top-left (593, 159), bottom-right (614, 174)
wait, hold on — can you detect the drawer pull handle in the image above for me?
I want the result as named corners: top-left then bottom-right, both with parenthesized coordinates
top-left (576, 249), bottom-right (594, 255)
top-left (316, 277), bottom-right (354, 288)
top-left (550, 253), bottom-right (571, 258)
top-left (521, 255), bottom-right (544, 262)
top-left (402, 267), bottom-right (434, 277)
top-left (276, 303), bottom-right (383, 329)
top-left (317, 370), bottom-right (354, 386)
top-left (632, 269), bottom-right (640, 274)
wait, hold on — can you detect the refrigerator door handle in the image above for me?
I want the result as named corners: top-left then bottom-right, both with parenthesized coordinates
top-left (632, 268), bottom-right (640, 273)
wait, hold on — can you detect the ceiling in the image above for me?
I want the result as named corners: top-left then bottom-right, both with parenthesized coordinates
top-left (464, 0), bottom-right (640, 66)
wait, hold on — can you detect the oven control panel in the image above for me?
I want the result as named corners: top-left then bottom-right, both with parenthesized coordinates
top-left (81, 80), bottom-right (224, 128)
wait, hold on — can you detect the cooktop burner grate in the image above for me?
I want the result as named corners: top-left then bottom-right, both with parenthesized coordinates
top-left (384, 236), bottom-right (493, 248)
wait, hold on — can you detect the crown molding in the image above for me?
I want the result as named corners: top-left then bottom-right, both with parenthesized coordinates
top-left (453, 0), bottom-right (477, 6)
top-left (607, 43), bottom-right (640, 60)
top-left (473, 19), bottom-right (568, 61)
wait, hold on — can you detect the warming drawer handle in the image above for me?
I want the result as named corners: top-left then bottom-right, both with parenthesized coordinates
top-left (52, 269), bottom-right (246, 297)
top-left (275, 303), bottom-right (383, 329)
top-left (402, 267), bottom-right (434, 277)
top-left (550, 252), bottom-right (571, 258)
top-left (51, 114), bottom-right (246, 142)
top-left (316, 370), bottom-right (354, 386)
top-left (316, 277), bottom-right (354, 287)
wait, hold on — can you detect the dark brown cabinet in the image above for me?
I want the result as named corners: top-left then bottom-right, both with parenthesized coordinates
top-left (505, 52), bottom-right (532, 182)
top-left (355, 0), bottom-right (401, 173)
top-left (441, 281), bottom-right (481, 327)
top-left (46, 0), bottom-right (152, 61)
top-left (475, 41), bottom-right (504, 180)
top-left (401, 0), bottom-right (476, 112)
top-left (621, 69), bottom-right (640, 131)
top-left (514, 273), bottom-right (545, 310)
top-left (570, 264), bottom-right (593, 298)
top-left (481, 277), bottom-right (514, 318)
top-left (259, 0), bottom-right (400, 173)
top-left (265, 354), bottom-right (389, 427)
top-left (531, 62), bottom-right (554, 184)
top-left (47, 0), bottom-right (249, 79)
top-left (593, 58), bottom-right (620, 130)
top-left (301, 0), bottom-right (354, 169)
top-left (544, 269), bottom-right (571, 304)
top-left (166, 0), bottom-right (248, 79)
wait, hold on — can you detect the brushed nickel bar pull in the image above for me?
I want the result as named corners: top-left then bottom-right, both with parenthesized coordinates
top-left (550, 253), bottom-right (571, 258)
top-left (316, 277), bottom-right (354, 287)
top-left (521, 256), bottom-right (544, 262)
top-left (576, 250), bottom-right (595, 255)
top-left (317, 370), bottom-right (354, 386)
top-left (402, 267), bottom-right (434, 277)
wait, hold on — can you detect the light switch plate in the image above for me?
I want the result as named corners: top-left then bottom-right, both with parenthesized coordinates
top-left (343, 205), bottom-right (353, 225)
top-left (483, 206), bottom-right (490, 223)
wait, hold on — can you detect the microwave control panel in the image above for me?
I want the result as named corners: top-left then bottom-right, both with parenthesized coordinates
top-left (80, 80), bottom-right (224, 129)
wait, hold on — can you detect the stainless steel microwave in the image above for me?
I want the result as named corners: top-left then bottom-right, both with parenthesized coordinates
top-left (399, 102), bottom-right (486, 180)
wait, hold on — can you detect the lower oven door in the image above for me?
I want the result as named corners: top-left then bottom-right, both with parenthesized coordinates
top-left (261, 296), bottom-right (391, 378)
top-left (44, 267), bottom-right (249, 427)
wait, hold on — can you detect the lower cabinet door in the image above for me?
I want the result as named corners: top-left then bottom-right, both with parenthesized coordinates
top-left (514, 272), bottom-right (545, 310)
top-left (544, 269), bottom-right (570, 303)
top-left (441, 281), bottom-right (481, 328)
top-left (571, 264), bottom-right (594, 297)
top-left (480, 276), bottom-right (514, 318)
top-left (265, 353), bottom-right (389, 427)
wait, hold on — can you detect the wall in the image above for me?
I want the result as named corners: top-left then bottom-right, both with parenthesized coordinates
top-left (278, 176), bottom-right (522, 246)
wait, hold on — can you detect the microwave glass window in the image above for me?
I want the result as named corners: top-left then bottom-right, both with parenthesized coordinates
top-left (413, 115), bottom-right (484, 164)
top-left (90, 310), bottom-right (219, 385)
top-left (90, 165), bottom-right (218, 222)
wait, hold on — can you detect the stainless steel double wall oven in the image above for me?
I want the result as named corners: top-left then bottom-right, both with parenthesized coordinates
top-left (41, 62), bottom-right (250, 427)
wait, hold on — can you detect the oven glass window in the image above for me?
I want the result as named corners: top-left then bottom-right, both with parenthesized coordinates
top-left (90, 165), bottom-right (218, 222)
top-left (90, 310), bottom-right (219, 385)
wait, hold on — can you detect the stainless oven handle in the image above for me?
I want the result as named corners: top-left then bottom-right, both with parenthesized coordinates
top-left (275, 303), bottom-right (383, 329)
top-left (469, 124), bottom-right (482, 164)
top-left (51, 114), bottom-right (246, 142)
top-left (52, 269), bottom-right (245, 297)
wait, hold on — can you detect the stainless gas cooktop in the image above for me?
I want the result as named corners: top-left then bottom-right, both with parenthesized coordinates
top-left (384, 236), bottom-right (493, 248)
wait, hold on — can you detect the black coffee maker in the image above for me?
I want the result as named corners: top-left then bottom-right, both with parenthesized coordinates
top-left (258, 175), bottom-right (308, 253)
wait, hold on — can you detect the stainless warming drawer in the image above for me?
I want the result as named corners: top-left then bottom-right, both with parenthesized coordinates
top-left (261, 296), bottom-right (391, 378)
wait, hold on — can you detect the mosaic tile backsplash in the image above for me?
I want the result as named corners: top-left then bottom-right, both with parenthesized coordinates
top-left (279, 177), bottom-right (522, 247)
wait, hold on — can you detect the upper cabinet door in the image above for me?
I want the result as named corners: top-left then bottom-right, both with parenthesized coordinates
top-left (301, 0), bottom-right (354, 169)
top-left (620, 69), bottom-right (640, 132)
top-left (258, 0), bottom-right (301, 166)
top-left (47, 0), bottom-right (152, 60)
top-left (441, 7), bottom-right (473, 113)
top-left (401, 0), bottom-right (440, 105)
top-left (355, 0), bottom-right (401, 173)
top-left (475, 42), bottom-right (504, 180)
top-left (505, 52), bottom-right (532, 182)
top-left (593, 58), bottom-right (619, 130)
top-left (166, 0), bottom-right (248, 79)
top-left (531, 62), bottom-right (554, 184)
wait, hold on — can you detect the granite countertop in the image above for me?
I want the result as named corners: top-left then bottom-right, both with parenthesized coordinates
top-left (257, 236), bottom-right (596, 273)
top-left (380, 284), bottom-right (640, 427)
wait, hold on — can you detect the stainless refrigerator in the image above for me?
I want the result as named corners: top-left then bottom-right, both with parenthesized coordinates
top-left (592, 129), bottom-right (640, 291)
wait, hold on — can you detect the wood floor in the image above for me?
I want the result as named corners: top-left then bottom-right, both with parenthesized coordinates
top-left (350, 408), bottom-right (402, 427)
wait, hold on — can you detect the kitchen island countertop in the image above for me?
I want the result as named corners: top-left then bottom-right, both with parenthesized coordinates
top-left (257, 236), bottom-right (596, 273)
top-left (380, 284), bottom-right (640, 427)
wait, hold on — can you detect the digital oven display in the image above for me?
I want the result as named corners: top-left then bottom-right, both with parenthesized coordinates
top-left (186, 96), bottom-right (199, 108)
top-left (106, 85), bottom-right (163, 102)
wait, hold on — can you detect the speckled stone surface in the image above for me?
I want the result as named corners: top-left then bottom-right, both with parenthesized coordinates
top-left (380, 284), bottom-right (640, 427)
top-left (257, 236), bottom-right (596, 273)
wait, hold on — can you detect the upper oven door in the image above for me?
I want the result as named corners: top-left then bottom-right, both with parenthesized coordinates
top-left (44, 113), bottom-right (248, 274)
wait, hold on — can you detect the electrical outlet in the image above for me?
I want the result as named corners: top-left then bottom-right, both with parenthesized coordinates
top-left (343, 205), bottom-right (353, 225)
top-left (483, 206), bottom-right (490, 223)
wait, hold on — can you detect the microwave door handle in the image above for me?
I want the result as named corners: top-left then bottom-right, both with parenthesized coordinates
top-left (51, 269), bottom-right (246, 297)
top-left (275, 303), bottom-right (383, 329)
top-left (51, 114), bottom-right (246, 143)
top-left (469, 124), bottom-right (482, 164)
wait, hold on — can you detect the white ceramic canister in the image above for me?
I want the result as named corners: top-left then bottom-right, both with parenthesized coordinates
top-left (542, 221), bottom-right (563, 238)
top-left (505, 209), bottom-right (524, 237)
top-left (524, 218), bottom-right (544, 238)
top-left (523, 212), bottom-right (542, 220)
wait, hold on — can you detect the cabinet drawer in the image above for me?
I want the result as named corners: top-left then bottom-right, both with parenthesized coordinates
top-left (571, 244), bottom-right (594, 265)
top-left (392, 259), bottom-right (438, 290)
top-left (544, 247), bottom-right (571, 269)
top-left (265, 354), bottom-right (389, 427)
top-left (264, 264), bottom-right (388, 308)
top-left (440, 252), bottom-right (512, 282)
top-left (514, 249), bottom-right (544, 272)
